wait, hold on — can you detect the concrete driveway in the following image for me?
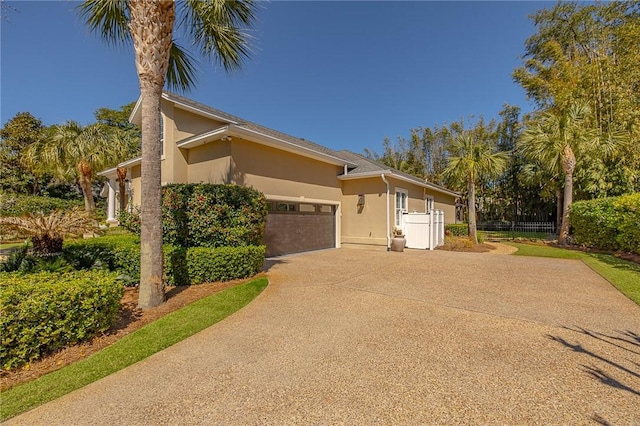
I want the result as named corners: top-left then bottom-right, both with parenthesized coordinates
top-left (8, 248), bottom-right (640, 425)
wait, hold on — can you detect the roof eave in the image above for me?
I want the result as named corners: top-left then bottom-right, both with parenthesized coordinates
top-left (176, 126), bottom-right (231, 149)
top-left (339, 171), bottom-right (459, 197)
top-left (97, 156), bottom-right (142, 177)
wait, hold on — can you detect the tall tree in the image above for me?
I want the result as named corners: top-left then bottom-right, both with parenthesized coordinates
top-left (513, 1), bottom-right (640, 194)
top-left (442, 132), bottom-right (509, 244)
top-left (0, 113), bottom-right (48, 195)
top-left (78, 0), bottom-right (257, 308)
top-left (518, 102), bottom-right (606, 245)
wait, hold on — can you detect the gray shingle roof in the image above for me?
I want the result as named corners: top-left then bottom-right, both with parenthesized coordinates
top-left (338, 150), bottom-right (459, 196)
top-left (165, 92), bottom-right (347, 162)
top-left (337, 150), bottom-right (389, 174)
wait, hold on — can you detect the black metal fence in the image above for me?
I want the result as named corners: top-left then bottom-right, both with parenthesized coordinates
top-left (476, 221), bottom-right (556, 241)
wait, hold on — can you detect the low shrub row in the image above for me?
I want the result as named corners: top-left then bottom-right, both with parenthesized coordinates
top-left (62, 236), bottom-right (265, 286)
top-left (171, 245), bottom-right (266, 285)
top-left (0, 270), bottom-right (124, 370)
top-left (570, 193), bottom-right (640, 254)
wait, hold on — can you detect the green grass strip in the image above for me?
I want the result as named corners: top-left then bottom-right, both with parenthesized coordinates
top-left (0, 277), bottom-right (268, 421)
top-left (507, 243), bottom-right (640, 305)
top-left (478, 230), bottom-right (550, 241)
top-left (0, 242), bottom-right (27, 250)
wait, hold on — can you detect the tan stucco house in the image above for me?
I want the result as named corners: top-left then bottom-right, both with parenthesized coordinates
top-left (100, 92), bottom-right (459, 256)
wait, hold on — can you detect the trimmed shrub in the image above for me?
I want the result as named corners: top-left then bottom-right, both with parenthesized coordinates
top-left (166, 245), bottom-right (266, 285)
top-left (570, 193), bottom-right (640, 254)
top-left (164, 244), bottom-right (188, 286)
top-left (120, 184), bottom-right (269, 248)
top-left (445, 223), bottom-right (468, 236)
top-left (614, 194), bottom-right (640, 254)
top-left (0, 270), bottom-right (123, 369)
top-left (63, 235), bottom-right (140, 285)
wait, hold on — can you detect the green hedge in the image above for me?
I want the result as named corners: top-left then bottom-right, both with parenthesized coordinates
top-left (63, 237), bottom-right (265, 286)
top-left (0, 270), bottom-right (123, 369)
top-left (0, 195), bottom-right (83, 217)
top-left (445, 223), bottom-right (468, 236)
top-left (182, 246), bottom-right (266, 285)
top-left (63, 235), bottom-right (140, 285)
top-left (570, 193), bottom-right (640, 254)
top-left (119, 184), bottom-right (268, 248)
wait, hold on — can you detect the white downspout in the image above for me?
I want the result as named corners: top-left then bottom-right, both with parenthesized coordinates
top-left (381, 174), bottom-right (390, 250)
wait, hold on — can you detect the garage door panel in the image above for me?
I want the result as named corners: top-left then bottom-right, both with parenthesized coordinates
top-left (265, 212), bottom-right (335, 257)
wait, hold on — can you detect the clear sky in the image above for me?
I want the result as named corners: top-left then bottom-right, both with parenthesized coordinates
top-left (1, 1), bottom-right (547, 155)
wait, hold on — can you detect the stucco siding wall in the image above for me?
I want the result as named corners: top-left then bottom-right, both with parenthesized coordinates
top-left (171, 107), bottom-right (227, 142)
top-left (187, 141), bottom-right (232, 184)
top-left (431, 192), bottom-right (457, 224)
top-left (130, 165), bottom-right (142, 207)
top-left (341, 176), bottom-right (457, 246)
top-left (230, 140), bottom-right (343, 203)
top-left (341, 178), bottom-right (389, 246)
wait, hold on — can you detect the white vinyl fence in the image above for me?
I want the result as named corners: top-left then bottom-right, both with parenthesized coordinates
top-left (402, 210), bottom-right (445, 250)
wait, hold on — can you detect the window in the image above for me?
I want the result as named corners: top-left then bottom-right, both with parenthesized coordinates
top-left (276, 203), bottom-right (297, 212)
top-left (395, 189), bottom-right (408, 226)
top-left (425, 196), bottom-right (434, 212)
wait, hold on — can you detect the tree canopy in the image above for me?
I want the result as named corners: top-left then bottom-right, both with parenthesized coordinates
top-left (513, 1), bottom-right (640, 195)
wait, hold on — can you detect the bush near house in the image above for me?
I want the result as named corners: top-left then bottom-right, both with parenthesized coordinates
top-left (177, 245), bottom-right (266, 285)
top-left (119, 183), bottom-right (269, 248)
top-left (0, 270), bottom-right (123, 370)
top-left (570, 193), bottom-right (640, 254)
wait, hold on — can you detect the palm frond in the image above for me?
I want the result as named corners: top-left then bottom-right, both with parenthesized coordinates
top-left (166, 41), bottom-right (200, 92)
top-left (78, 0), bottom-right (131, 46)
top-left (181, 0), bottom-right (257, 72)
top-left (0, 208), bottom-right (96, 239)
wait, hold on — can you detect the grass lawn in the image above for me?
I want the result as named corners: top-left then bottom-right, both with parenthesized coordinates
top-left (507, 242), bottom-right (640, 305)
top-left (0, 241), bottom-right (28, 251)
top-left (478, 230), bottom-right (551, 241)
top-left (0, 277), bottom-right (268, 421)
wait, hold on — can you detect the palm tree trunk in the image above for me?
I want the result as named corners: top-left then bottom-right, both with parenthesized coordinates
top-left (559, 146), bottom-right (576, 245)
top-left (130, 0), bottom-right (175, 309)
top-left (117, 167), bottom-right (127, 211)
top-left (468, 178), bottom-right (478, 244)
top-left (556, 188), bottom-right (563, 236)
top-left (77, 161), bottom-right (95, 214)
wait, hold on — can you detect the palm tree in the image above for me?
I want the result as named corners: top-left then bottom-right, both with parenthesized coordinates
top-left (0, 208), bottom-right (95, 256)
top-left (518, 102), bottom-right (601, 245)
top-left (443, 132), bottom-right (509, 244)
top-left (78, 0), bottom-right (257, 308)
top-left (23, 122), bottom-right (112, 214)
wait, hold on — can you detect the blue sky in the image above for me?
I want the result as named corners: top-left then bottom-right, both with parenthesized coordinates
top-left (1, 1), bottom-right (547, 155)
